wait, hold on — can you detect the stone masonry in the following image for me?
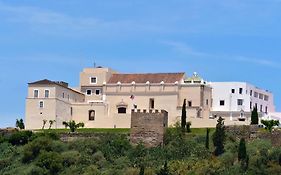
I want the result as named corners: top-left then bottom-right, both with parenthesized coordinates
top-left (130, 109), bottom-right (168, 147)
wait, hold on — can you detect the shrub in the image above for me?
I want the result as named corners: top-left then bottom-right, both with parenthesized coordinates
top-left (61, 151), bottom-right (80, 167)
top-left (8, 131), bottom-right (32, 146)
top-left (36, 151), bottom-right (63, 175)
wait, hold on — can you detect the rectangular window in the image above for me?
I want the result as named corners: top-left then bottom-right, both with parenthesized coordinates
top-left (70, 107), bottom-right (73, 116)
top-left (260, 105), bottom-right (263, 112)
top-left (90, 77), bottom-right (97, 84)
top-left (254, 92), bottom-right (258, 98)
top-left (206, 99), bottom-right (209, 106)
top-left (237, 99), bottom-right (243, 106)
top-left (62, 93), bottom-right (65, 98)
top-left (239, 88), bottom-right (243, 94)
top-left (89, 110), bottom-right (95, 120)
top-left (149, 98), bottom-right (155, 109)
top-left (220, 100), bottom-right (225, 106)
top-left (95, 89), bottom-right (100, 95)
top-left (250, 90), bottom-right (253, 96)
top-left (86, 89), bottom-right (92, 95)
top-left (231, 89), bottom-right (235, 94)
top-left (44, 90), bottom-right (49, 98)
top-left (34, 90), bottom-right (39, 98)
top-left (39, 101), bottom-right (44, 108)
top-left (265, 106), bottom-right (268, 113)
top-left (259, 93), bottom-right (264, 100)
top-left (250, 101), bottom-right (252, 109)
top-left (188, 101), bottom-right (192, 107)
top-left (264, 95), bottom-right (269, 101)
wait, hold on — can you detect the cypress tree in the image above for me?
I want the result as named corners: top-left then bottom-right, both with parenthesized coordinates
top-left (238, 138), bottom-right (247, 161)
top-left (212, 117), bottom-right (225, 156)
top-left (251, 106), bottom-right (259, 125)
top-left (205, 128), bottom-right (210, 149)
top-left (181, 99), bottom-right (187, 132)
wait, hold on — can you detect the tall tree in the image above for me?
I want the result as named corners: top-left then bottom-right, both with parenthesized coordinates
top-left (181, 99), bottom-right (187, 132)
top-left (238, 138), bottom-right (247, 161)
top-left (251, 106), bottom-right (259, 125)
top-left (212, 117), bottom-right (225, 156)
top-left (205, 128), bottom-right (210, 149)
top-left (16, 118), bottom-right (25, 130)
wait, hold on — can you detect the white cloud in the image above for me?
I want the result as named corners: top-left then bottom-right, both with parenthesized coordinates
top-left (163, 40), bottom-right (281, 68)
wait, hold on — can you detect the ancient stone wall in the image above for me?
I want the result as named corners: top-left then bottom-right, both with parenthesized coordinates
top-left (130, 109), bottom-right (168, 147)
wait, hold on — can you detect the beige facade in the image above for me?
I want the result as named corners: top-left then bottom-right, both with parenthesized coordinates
top-left (25, 67), bottom-right (217, 129)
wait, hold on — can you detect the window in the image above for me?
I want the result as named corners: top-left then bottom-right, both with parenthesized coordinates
top-left (95, 89), bottom-right (100, 95)
top-left (45, 90), bottom-right (49, 98)
top-left (250, 101), bottom-right (252, 109)
top-left (34, 90), bottom-right (39, 98)
top-left (220, 100), bottom-right (225, 106)
top-left (254, 92), bottom-right (258, 98)
top-left (231, 89), bottom-right (235, 94)
top-left (237, 99), bottom-right (243, 106)
top-left (250, 90), bottom-right (253, 96)
top-left (259, 94), bottom-right (262, 99)
top-left (62, 93), bottom-right (65, 98)
top-left (149, 98), bottom-right (155, 109)
top-left (118, 107), bottom-right (126, 114)
top-left (39, 101), bottom-right (44, 108)
top-left (264, 95), bottom-right (269, 101)
top-left (90, 77), bottom-right (97, 84)
top-left (206, 99), bottom-right (209, 106)
top-left (265, 106), bottom-right (268, 113)
top-left (89, 110), bottom-right (95, 120)
top-left (70, 107), bottom-right (73, 116)
top-left (188, 101), bottom-right (192, 107)
top-left (86, 89), bottom-right (92, 95)
top-left (239, 88), bottom-right (243, 94)
top-left (260, 105), bottom-right (263, 112)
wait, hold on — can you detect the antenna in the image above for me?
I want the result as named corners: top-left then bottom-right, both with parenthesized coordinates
top-left (94, 61), bottom-right (96, 68)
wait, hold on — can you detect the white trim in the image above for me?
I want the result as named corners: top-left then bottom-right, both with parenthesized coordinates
top-left (44, 89), bottom-right (50, 98)
top-left (33, 89), bottom-right (39, 98)
top-left (86, 89), bottom-right (92, 96)
top-left (89, 77), bottom-right (97, 84)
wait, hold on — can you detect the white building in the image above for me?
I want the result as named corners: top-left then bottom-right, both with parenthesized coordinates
top-left (210, 82), bottom-right (275, 123)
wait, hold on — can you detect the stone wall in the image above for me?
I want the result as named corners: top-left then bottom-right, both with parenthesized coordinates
top-left (130, 109), bottom-right (168, 147)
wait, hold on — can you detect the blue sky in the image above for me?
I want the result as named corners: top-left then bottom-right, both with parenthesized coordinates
top-left (1, 0), bottom-right (281, 128)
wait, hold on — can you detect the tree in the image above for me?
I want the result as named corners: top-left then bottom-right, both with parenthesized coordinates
top-left (16, 118), bottom-right (25, 130)
top-left (212, 117), bottom-right (225, 156)
top-left (139, 165), bottom-right (145, 175)
top-left (62, 120), bottom-right (84, 132)
top-left (42, 119), bottom-right (47, 130)
top-left (251, 106), bottom-right (259, 125)
top-left (261, 120), bottom-right (279, 132)
top-left (181, 99), bottom-right (187, 132)
top-left (49, 120), bottom-right (56, 129)
top-left (205, 128), bottom-right (210, 149)
top-left (238, 138), bottom-right (247, 161)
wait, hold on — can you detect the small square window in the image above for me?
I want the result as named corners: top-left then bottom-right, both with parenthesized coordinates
top-left (95, 89), bottom-right (100, 95)
top-left (237, 99), bottom-right (243, 106)
top-left (39, 101), bottom-right (44, 108)
top-left (220, 100), bottom-right (225, 106)
top-left (86, 89), bottom-right (92, 95)
top-left (90, 77), bottom-right (97, 84)
top-left (231, 89), bottom-right (235, 93)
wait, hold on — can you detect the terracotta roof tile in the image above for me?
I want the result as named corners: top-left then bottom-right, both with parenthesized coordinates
top-left (108, 73), bottom-right (185, 84)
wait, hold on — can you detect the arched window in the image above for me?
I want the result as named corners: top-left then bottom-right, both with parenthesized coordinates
top-left (118, 107), bottom-right (127, 114)
top-left (89, 110), bottom-right (95, 120)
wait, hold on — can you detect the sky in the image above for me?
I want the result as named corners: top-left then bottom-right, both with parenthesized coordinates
top-left (1, 0), bottom-right (281, 128)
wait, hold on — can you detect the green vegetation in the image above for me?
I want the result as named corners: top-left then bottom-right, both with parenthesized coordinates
top-left (62, 120), bottom-right (85, 132)
top-left (251, 106), bottom-right (259, 125)
top-left (212, 117), bottom-right (226, 156)
top-left (181, 99), bottom-right (186, 132)
top-left (261, 119), bottom-right (280, 132)
top-left (16, 118), bottom-right (25, 130)
top-left (205, 128), bottom-right (210, 149)
top-left (1, 125), bottom-right (281, 175)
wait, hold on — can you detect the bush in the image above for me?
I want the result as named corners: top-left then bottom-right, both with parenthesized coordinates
top-left (36, 151), bottom-right (63, 175)
top-left (61, 151), bottom-right (80, 167)
top-left (8, 131), bottom-right (32, 146)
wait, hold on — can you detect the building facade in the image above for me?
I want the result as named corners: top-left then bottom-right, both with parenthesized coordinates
top-left (25, 67), bottom-right (275, 129)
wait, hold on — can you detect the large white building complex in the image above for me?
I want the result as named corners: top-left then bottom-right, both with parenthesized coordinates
top-left (25, 66), bottom-right (276, 129)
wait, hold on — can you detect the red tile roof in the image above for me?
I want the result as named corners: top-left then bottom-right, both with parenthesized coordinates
top-left (108, 73), bottom-right (185, 84)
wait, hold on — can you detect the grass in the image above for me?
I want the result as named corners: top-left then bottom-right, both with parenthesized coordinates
top-left (34, 128), bottom-right (130, 134)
